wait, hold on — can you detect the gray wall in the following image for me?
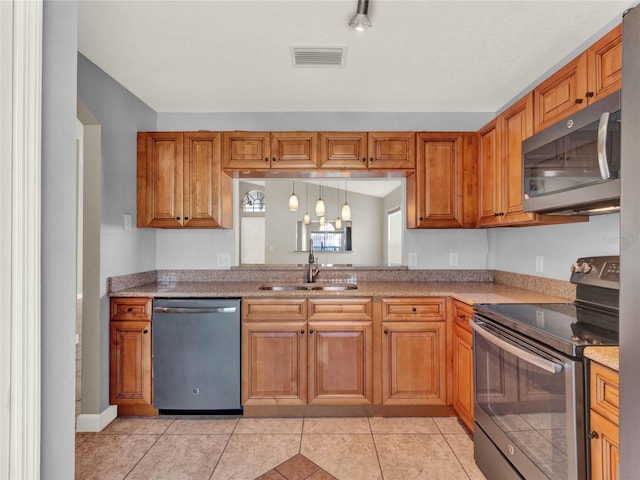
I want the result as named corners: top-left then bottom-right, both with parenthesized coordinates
top-left (41, 1), bottom-right (77, 477)
top-left (382, 186), bottom-right (404, 265)
top-left (77, 54), bottom-right (157, 414)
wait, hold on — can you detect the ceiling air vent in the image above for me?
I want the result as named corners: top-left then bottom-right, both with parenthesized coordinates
top-left (290, 46), bottom-right (347, 67)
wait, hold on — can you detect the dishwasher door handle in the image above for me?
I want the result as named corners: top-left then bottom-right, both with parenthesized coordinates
top-left (154, 306), bottom-right (237, 314)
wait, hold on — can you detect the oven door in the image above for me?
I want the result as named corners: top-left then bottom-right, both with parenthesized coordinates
top-left (472, 316), bottom-right (586, 480)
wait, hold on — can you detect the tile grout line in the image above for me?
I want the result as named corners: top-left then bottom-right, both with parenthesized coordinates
top-left (122, 418), bottom-right (176, 479)
top-left (208, 417), bottom-right (241, 480)
top-left (368, 417), bottom-right (386, 480)
top-left (442, 433), bottom-right (473, 480)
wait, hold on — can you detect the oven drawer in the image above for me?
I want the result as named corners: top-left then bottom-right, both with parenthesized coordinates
top-left (590, 362), bottom-right (619, 424)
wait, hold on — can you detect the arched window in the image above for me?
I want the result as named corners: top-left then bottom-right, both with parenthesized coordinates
top-left (242, 189), bottom-right (265, 213)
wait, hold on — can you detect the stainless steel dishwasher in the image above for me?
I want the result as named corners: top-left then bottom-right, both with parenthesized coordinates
top-left (152, 298), bottom-right (241, 412)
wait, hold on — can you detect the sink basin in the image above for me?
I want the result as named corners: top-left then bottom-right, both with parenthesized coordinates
top-left (259, 285), bottom-right (309, 291)
top-left (258, 283), bottom-right (358, 291)
top-left (310, 284), bottom-right (358, 291)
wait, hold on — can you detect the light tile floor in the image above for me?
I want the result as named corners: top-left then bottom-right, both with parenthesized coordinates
top-left (75, 416), bottom-right (487, 480)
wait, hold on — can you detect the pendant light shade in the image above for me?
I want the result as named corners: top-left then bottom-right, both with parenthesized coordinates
top-left (341, 181), bottom-right (352, 221)
top-left (349, 0), bottom-right (372, 31)
top-left (335, 186), bottom-right (342, 229)
top-left (303, 182), bottom-right (310, 224)
top-left (319, 216), bottom-right (325, 226)
top-left (288, 182), bottom-right (299, 211)
top-left (315, 183), bottom-right (325, 217)
top-left (335, 217), bottom-right (342, 229)
top-left (304, 212), bottom-right (311, 224)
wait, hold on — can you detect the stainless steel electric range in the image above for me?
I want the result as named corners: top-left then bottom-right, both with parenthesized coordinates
top-left (472, 255), bottom-right (620, 480)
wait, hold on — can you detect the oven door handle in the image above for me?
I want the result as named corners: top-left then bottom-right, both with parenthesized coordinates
top-left (471, 320), bottom-right (564, 374)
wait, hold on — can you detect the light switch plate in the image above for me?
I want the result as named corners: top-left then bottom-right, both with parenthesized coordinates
top-left (217, 253), bottom-right (231, 267)
top-left (408, 252), bottom-right (418, 267)
top-left (123, 213), bottom-right (132, 231)
top-left (449, 253), bottom-right (459, 266)
top-left (536, 256), bottom-right (544, 272)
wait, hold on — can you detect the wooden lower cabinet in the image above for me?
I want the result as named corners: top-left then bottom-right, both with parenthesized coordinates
top-left (590, 362), bottom-right (620, 480)
top-left (241, 321), bottom-right (307, 405)
top-left (380, 298), bottom-right (447, 406)
top-left (452, 300), bottom-right (474, 432)
top-left (307, 320), bottom-right (373, 405)
top-left (109, 297), bottom-right (156, 416)
top-left (241, 297), bottom-right (373, 408)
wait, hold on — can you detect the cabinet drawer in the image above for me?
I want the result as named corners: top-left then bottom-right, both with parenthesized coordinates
top-left (242, 297), bottom-right (307, 321)
top-left (591, 362), bottom-right (619, 424)
top-left (381, 298), bottom-right (446, 321)
top-left (110, 297), bottom-right (152, 321)
top-left (452, 300), bottom-right (473, 332)
top-left (308, 298), bottom-right (372, 321)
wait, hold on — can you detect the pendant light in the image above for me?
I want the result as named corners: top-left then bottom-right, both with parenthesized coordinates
top-left (303, 182), bottom-right (311, 224)
top-left (315, 182), bottom-right (325, 217)
top-left (341, 181), bottom-right (352, 221)
top-left (349, 0), bottom-right (372, 31)
top-left (335, 187), bottom-right (342, 229)
top-left (319, 216), bottom-right (325, 226)
top-left (288, 181), bottom-right (299, 211)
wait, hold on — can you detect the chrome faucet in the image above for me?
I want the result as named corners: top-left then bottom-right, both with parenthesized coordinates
top-left (307, 239), bottom-right (320, 283)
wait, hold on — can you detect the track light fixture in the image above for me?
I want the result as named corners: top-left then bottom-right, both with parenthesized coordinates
top-left (349, 0), bottom-right (372, 31)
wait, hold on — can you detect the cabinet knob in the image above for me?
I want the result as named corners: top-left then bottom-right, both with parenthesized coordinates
top-left (575, 98), bottom-right (584, 104)
top-left (589, 431), bottom-right (599, 440)
top-left (300, 329), bottom-right (305, 335)
top-left (272, 157), bottom-right (277, 162)
top-left (362, 157), bottom-right (367, 162)
top-left (176, 217), bottom-right (180, 220)
top-left (184, 217), bottom-right (189, 221)
top-left (419, 217), bottom-right (424, 221)
top-left (309, 329), bottom-right (314, 334)
top-left (265, 157), bottom-right (269, 162)
top-left (384, 329), bottom-right (389, 335)
top-left (458, 313), bottom-right (466, 319)
top-left (585, 91), bottom-right (594, 98)
top-left (143, 329), bottom-right (149, 334)
top-left (127, 307), bottom-right (133, 312)
top-left (412, 307), bottom-right (417, 313)
top-left (369, 157), bottom-right (374, 162)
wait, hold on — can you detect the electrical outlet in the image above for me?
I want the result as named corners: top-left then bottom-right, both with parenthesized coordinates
top-left (217, 253), bottom-right (231, 267)
top-left (123, 213), bottom-right (132, 231)
top-left (408, 252), bottom-right (418, 267)
top-left (536, 256), bottom-right (544, 272)
top-left (449, 253), bottom-right (459, 266)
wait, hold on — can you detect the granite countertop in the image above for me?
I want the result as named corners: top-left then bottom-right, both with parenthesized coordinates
top-left (584, 346), bottom-right (619, 372)
top-left (109, 280), bottom-right (570, 305)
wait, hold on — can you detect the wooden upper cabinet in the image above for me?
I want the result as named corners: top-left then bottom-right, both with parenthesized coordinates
top-left (587, 25), bottom-right (622, 104)
top-left (318, 132), bottom-right (368, 169)
top-left (271, 132), bottom-right (319, 169)
top-left (477, 118), bottom-right (501, 227)
top-left (534, 25), bottom-right (621, 133)
top-left (367, 132), bottom-right (416, 169)
top-left (222, 131), bottom-right (271, 169)
top-left (137, 132), bottom-right (232, 229)
top-left (408, 132), bottom-right (477, 229)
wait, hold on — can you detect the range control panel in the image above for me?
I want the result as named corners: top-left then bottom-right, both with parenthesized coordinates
top-left (570, 255), bottom-right (620, 288)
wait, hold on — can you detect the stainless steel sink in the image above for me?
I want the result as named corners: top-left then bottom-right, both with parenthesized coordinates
top-left (310, 284), bottom-right (358, 291)
top-left (258, 285), bottom-right (309, 291)
top-left (259, 283), bottom-right (358, 291)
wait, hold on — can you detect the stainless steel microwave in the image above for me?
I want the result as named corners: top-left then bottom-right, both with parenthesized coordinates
top-left (522, 92), bottom-right (621, 215)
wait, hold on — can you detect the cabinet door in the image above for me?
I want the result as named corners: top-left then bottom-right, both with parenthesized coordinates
top-left (590, 410), bottom-right (620, 480)
top-left (414, 132), bottom-right (465, 228)
top-left (270, 132), bottom-right (318, 169)
top-left (318, 132), bottom-right (368, 169)
top-left (587, 25), bottom-right (622, 104)
top-left (453, 321), bottom-right (473, 433)
top-left (381, 321), bottom-right (447, 405)
top-left (501, 93), bottom-right (537, 225)
top-left (367, 132), bottom-right (416, 169)
top-left (241, 321), bottom-right (307, 405)
top-left (477, 119), bottom-right (501, 226)
top-left (533, 52), bottom-right (588, 133)
top-left (183, 132), bottom-right (232, 228)
top-left (137, 132), bottom-right (184, 228)
top-left (307, 321), bottom-right (373, 405)
top-left (109, 321), bottom-right (152, 406)
top-left (222, 131), bottom-right (271, 170)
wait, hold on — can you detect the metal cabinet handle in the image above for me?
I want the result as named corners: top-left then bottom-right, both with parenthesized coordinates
top-left (589, 431), bottom-right (599, 440)
top-left (575, 98), bottom-right (584, 104)
top-left (597, 112), bottom-right (612, 179)
top-left (153, 307), bottom-right (237, 314)
top-left (585, 91), bottom-right (594, 98)
top-left (143, 329), bottom-right (149, 334)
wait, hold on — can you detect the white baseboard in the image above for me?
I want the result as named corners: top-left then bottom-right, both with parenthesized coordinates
top-left (75, 405), bottom-right (118, 432)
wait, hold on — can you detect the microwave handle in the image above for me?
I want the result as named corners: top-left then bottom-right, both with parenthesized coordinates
top-left (471, 319), bottom-right (563, 374)
top-left (597, 112), bottom-right (612, 180)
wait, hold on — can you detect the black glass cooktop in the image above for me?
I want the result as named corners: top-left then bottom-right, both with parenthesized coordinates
top-left (474, 302), bottom-right (619, 356)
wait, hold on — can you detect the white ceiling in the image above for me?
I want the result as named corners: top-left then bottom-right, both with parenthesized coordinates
top-left (78, 0), bottom-right (636, 114)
